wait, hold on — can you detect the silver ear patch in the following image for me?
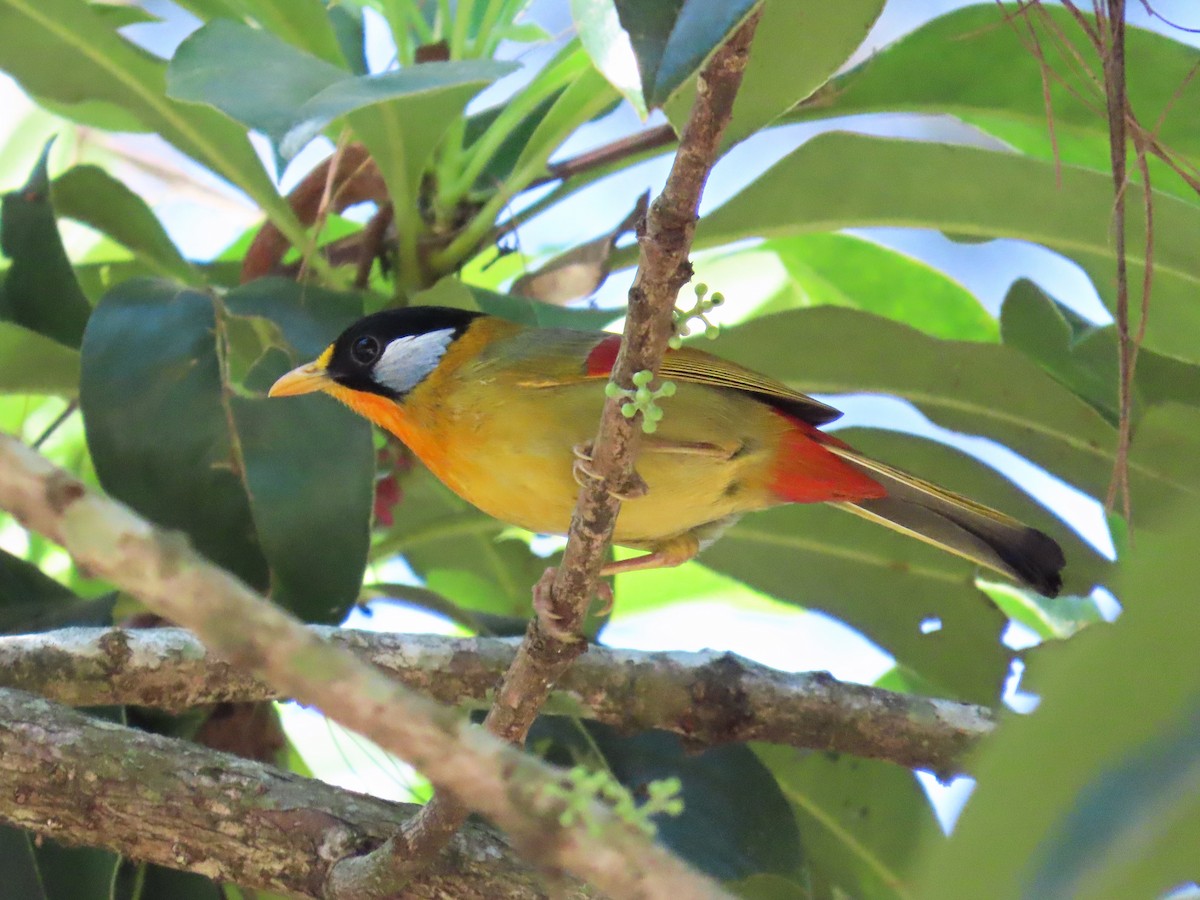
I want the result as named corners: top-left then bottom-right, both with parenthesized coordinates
top-left (372, 327), bottom-right (456, 395)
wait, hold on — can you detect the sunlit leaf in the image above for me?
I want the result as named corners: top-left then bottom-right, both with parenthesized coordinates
top-left (611, 0), bottom-right (757, 109)
top-left (920, 493), bottom-right (1200, 898)
top-left (694, 132), bottom-right (1200, 364)
top-left (666, 0), bottom-right (885, 145)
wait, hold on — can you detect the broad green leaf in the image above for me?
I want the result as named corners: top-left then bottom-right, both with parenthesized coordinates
top-left (611, 0), bottom-right (758, 109)
top-left (920, 494), bottom-right (1200, 899)
top-left (80, 279), bottom-right (269, 590)
top-left (999, 279), bottom-right (1121, 425)
top-left (0, 547), bottom-right (115, 633)
top-left (666, 0), bottom-right (885, 145)
top-left (507, 60), bottom-right (619, 184)
top-left (794, 4), bottom-right (1200, 199)
top-left (711, 306), bottom-right (1128, 505)
top-left (328, 3), bottom-right (368, 75)
top-left (467, 285), bottom-right (621, 330)
top-left (572, 0), bottom-right (646, 116)
top-left (0, 828), bottom-right (44, 900)
top-left (712, 233), bottom-right (997, 341)
top-left (0, 322), bottom-right (80, 395)
top-left (1001, 279), bottom-right (1200, 425)
top-left (977, 581), bottom-right (1101, 642)
top-left (694, 133), bottom-right (1200, 364)
top-left (0, 835), bottom-right (121, 900)
top-left (532, 720), bottom-right (804, 881)
top-left (757, 745), bottom-right (941, 900)
top-left (231, 358), bottom-right (373, 623)
top-left (226, 281), bottom-right (374, 623)
top-left (223, 0), bottom-right (345, 66)
top-left (0, 0), bottom-right (286, 228)
top-left (700, 426), bottom-right (1107, 703)
top-left (293, 61), bottom-right (517, 162)
top-left (377, 466), bottom-right (553, 618)
top-left (0, 145), bottom-right (91, 347)
top-left (167, 19), bottom-right (347, 163)
top-left (82, 279), bottom-right (372, 623)
top-left (51, 165), bottom-right (195, 284)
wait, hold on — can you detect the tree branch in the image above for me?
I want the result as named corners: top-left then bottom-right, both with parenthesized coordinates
top-left (0, 688), bottom-right (595, 899)
top-left (394, 9), bottom-right (767, 874)
top-left (0, 626), bottom-right (993, 778)
top-left (0, 434), bottom-right (730, 899)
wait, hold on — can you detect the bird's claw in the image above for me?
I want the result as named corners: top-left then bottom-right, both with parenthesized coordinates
top-left (571, 442), bottom-right (648, 500)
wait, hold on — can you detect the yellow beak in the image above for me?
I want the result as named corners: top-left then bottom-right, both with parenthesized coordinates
top-left (268, 361), bottom-right (331, 398)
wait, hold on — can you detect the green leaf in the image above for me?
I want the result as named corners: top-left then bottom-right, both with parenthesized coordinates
top-left (757, 744), bottom-right (941, 900)
top-left (51, 165), bottom-right (195, 284)
top-left (701, 427), bottom-right (1107, 703)
top-left (666, 0), bottom-right (885, 145)
top-left (533, 721), bottom-right (803, 881)
top-left (977, 580), bottom-right (1101, 642)
top-left (694, 133), bottom-right (1200, 365)
top-left (1001, 279), bottom-right (1200, 426)
top-left (0, 547), bottom-right (115, 633)
top-left (166, 19), bottom-right (347, 164)
top-left (0, 0), bottom-right (287, 230)
top-left (0, 828), bottom-right (45, 900)
top-left (288, 60), bottom-right (518, 162)
top-left (82, 279), bottom-right (373, 623)
top-left (610, 0), bottom-right (758, 109)
top-left (80, 279), bottom-right (269, 590)
top-left (506, 58), bottom-right (618, 184)
top-left (919, 495), bottom-right (1200, 899)
top-left (999, 279), bottom-right (1121, 425)
top-left (225, 281), bottom-right (374, 622)
top-left (0, 144), bottom-right (91, 347)
top-left (223, 0), bottom-right (346, 66)
top-left (571, 0), bottom-right (647, 116)
top-left (758, 748), bottom-right (936, 900)
top-left (719, 233), bottom-right (997, 341)
top-left (795, 4), bottom-right (1200, 199)
top-left (230, 374), bottom-right (373, 623)
top-left (466, 285), bottom-right (621, 330)
top-left (0, 322), bottom-right (80, 395)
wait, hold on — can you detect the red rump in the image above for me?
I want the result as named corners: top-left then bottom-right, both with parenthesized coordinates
top-left (768, 413), bottom-right (886, 504)
top-left (585, 335), bottom-right (622, 376)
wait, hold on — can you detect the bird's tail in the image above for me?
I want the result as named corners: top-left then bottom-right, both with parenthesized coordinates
top-left (823, 444), bottom-right (1065, 597)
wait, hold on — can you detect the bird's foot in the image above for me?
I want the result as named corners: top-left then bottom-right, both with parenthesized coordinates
top-left (532, 566), bottom-right (614, 641)
top-left (571, 442), bottom-right (648, 500)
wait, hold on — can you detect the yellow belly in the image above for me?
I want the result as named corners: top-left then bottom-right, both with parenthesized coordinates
top-left (400, 376), bottom-right (790, 547)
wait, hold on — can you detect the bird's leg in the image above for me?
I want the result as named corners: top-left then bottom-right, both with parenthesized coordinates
top-left (599, 533), bottom-right (700, 576)
top-left (572, 442), bottom-right (648, 500)
top-left (531, 566), bottom-right (613, 641)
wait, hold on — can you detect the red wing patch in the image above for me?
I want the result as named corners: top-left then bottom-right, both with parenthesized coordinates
top-left (768, 413), bottom-right (886, 504)
top-left (585, 335), bottom-right (622, 376)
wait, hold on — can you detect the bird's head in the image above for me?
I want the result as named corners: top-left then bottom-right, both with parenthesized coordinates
top-left (268, 306), bottom-right (483, 406)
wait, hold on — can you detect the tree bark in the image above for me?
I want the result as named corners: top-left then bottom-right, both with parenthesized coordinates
top-left (0, 688), bottom-right (594, 899)
top-left (0, 626), bottom-right (993, 778)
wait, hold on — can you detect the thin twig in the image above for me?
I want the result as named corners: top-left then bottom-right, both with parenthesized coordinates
top-left (388, 6), bottom-right (766, 882)
top-left (31, 400), bottom-right (77, 449)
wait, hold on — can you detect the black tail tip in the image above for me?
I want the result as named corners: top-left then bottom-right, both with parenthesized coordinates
top-left (1008, 528), bottom-right (1066, 598)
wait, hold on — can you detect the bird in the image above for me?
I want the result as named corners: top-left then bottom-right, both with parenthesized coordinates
top-left (269, 305), bottom-right (1065, 597)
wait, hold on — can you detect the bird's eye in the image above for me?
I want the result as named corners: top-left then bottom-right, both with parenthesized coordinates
top-left (351, 335), bottom-right (381, 366)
